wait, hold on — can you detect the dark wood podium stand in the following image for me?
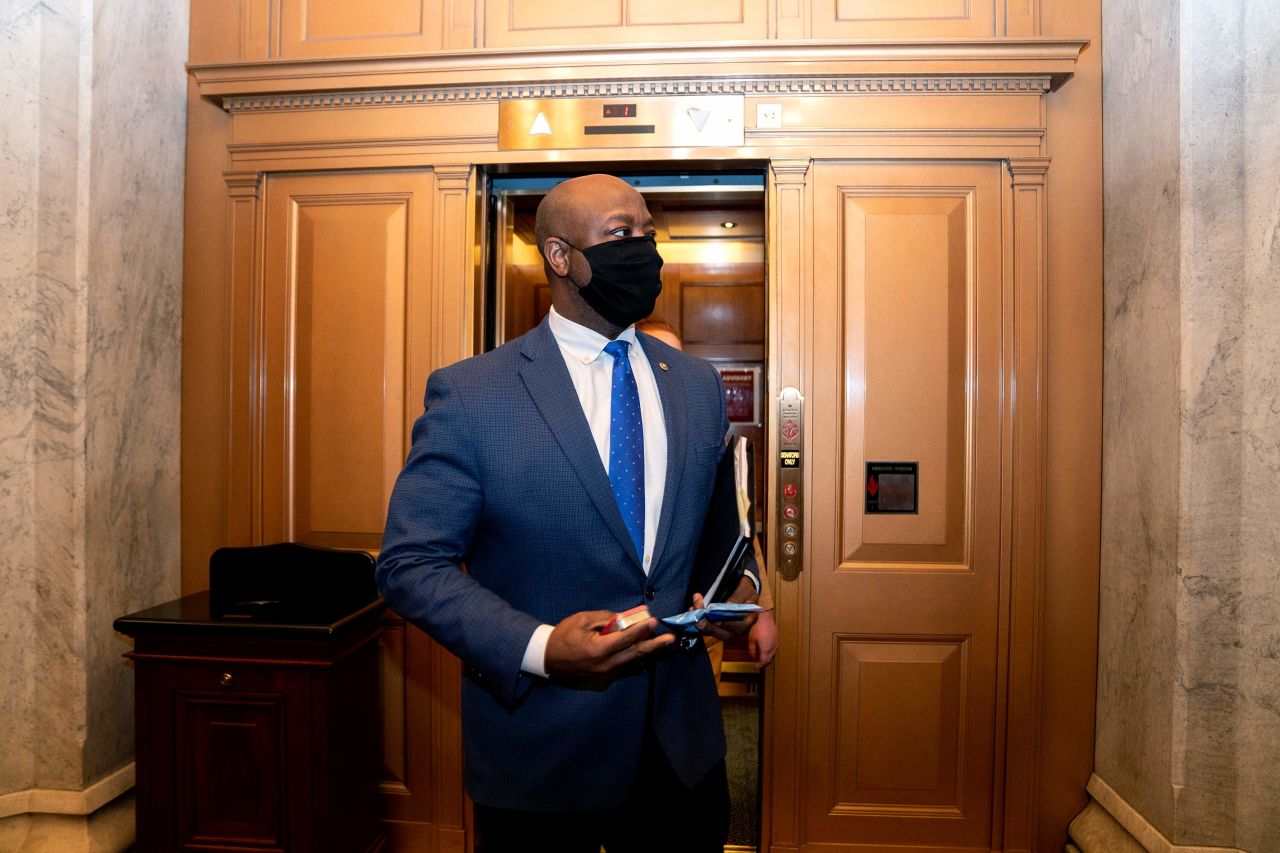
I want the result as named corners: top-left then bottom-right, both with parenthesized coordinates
top-left (116, 593), bottom-right (386, 853)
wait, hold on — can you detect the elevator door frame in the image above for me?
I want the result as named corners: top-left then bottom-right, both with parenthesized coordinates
top-left (483, 171), bottom-right (768, 350)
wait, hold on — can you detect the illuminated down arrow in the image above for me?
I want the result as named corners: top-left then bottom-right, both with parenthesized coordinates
top-left (686, 107), bottom-right (711, 132)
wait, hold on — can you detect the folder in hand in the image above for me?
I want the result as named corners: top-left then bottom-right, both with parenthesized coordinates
top-left (688, 435), bottom-right (755, 605)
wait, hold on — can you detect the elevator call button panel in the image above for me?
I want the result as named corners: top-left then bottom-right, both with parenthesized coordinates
top-left (777, 387), bottom-right (804, 581)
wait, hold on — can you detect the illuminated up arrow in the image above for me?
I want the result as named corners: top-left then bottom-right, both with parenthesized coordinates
top-left (529, 112), bottom-right (552, 136)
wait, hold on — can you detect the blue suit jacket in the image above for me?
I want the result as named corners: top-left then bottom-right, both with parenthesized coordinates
top-left (377, 318), bottom-right (729, 811)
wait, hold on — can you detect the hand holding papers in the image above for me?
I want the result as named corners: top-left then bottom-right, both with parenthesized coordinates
top-left (662, 601), bottom-right (762, 634)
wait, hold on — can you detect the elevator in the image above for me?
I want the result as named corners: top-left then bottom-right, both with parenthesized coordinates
top-left (183, 26), bottom-right (1100, 851)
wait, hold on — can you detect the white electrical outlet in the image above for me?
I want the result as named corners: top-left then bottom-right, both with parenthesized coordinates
top-left (756, 103), bottom-right (782, 129)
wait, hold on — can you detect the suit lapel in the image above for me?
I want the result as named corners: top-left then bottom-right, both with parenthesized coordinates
top-left (640, 334), bottom-right (688, 581)
top-left (519, 321), bottom-right (645, 574)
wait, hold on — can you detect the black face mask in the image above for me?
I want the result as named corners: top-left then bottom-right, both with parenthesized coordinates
top-left (557, 234), bottom-right (664, 329)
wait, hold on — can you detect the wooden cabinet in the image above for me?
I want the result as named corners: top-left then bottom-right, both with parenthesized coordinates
top-left (117, 594), bottom-right (385, 853)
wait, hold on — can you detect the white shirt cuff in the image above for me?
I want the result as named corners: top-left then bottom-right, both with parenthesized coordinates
top-left (521, 623), bottom-right (555, 678)
top-left (743, 568), bottom-right (762, 595)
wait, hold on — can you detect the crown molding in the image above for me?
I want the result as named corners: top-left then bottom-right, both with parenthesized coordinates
top-left (222, 75), bottom-right (1053, 114)
top-left (191, 38), bottom-right (1087, 109)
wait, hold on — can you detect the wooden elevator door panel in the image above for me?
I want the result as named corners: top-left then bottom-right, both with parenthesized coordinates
top-left (796, 162), bottom-right (1005, 850)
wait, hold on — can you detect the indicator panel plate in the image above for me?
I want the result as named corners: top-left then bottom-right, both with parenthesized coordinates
top-left (498, 96), bottom-right (744, 150)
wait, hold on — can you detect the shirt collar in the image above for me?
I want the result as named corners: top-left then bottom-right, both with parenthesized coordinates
top-left (547, 306), bottom-right (639, 366)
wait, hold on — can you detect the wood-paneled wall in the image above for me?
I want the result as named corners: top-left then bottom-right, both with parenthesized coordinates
top-left (180, 2), bottom-right (1101, 849)
top-left (189, 0), bottom-right (1043, 63)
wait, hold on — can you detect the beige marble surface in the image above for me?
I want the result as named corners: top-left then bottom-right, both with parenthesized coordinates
top-left (80, 0), bottom-right (188, 785)
top-left (0, 0), bottom-right (186, 817)
top-left (1097, 0), bottom-right (1181, 834)
top-left (0, 0), bottom-right (43, 800)
top-left (1099, 0), bottom-right (1280, 849)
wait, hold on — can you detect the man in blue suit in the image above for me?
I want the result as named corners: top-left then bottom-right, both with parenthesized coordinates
top-left (377, 174), bottom-right (757, 851)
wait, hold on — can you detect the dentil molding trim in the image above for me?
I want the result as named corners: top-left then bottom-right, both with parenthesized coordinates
top-left (192, 38), bottom-right (1086, 109)
top-left (222, 75), bottom-right (1053, 113)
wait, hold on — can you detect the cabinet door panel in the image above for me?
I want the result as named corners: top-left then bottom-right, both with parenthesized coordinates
top-left (509, 0), bottom-right (623, 30)
top-left (280, 0), bottom-right (446, 57)
top-left (261, 171), bottom-right (434, 549)
top-left (815, 0), bottom-right (1003, 37)
top-left (485, 0), bottom-right (767, 47)
top-left (178, 695), bottom-right (286, 849)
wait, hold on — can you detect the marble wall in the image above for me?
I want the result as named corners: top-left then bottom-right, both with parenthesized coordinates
top-left (0, 0), bottom-right (187, 847)
top-left (1097, 0), bottom-right (1181, 835)
top-left (1099, 0), bottom-right (1280, 849)
top-left (0, 0), bottom-right (44, 799)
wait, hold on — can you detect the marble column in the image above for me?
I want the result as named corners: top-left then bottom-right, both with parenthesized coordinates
top-left (0, 1), bottom-right (187, 850)
top-left (1095, 0), bottom-right (1280, 850)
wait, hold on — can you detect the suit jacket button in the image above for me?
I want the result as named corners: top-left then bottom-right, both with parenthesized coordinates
top-left (645, 588), bottom-right (655, 600)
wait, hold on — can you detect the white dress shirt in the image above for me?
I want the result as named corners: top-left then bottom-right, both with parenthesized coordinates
top-left (521, 307), bottom-right (668, 677)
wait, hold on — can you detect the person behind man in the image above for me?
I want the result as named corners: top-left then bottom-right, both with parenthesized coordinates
top-left (377, 174), bottom-right (758, 852)
top-left (634, 317), bottom-right (779, 673)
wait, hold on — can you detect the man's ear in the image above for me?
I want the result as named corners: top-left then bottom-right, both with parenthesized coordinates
top-left (542, 237), bottom-right (572, 279)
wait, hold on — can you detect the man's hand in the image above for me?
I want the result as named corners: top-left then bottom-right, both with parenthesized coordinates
top-left (694, 574), bottom-right (759, 641)
top-left (544, 610), bottom-right (675, 679)
top-left (749, 610), bottom-right (779, 668)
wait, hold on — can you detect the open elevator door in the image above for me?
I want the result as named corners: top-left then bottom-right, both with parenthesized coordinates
top-left (483, 170), bottom-right (770, 850)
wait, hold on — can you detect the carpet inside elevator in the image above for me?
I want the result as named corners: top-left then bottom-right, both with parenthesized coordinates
top-left (722, 695), bottom-right (761, 849)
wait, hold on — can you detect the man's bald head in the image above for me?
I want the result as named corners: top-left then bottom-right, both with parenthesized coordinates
top-left (534, 174), bottom-right (645, 255)
top-left (533, 174), bottom-right (658, 336)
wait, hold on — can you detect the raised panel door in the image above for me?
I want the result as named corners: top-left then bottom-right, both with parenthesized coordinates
top-left (786, 161), bottom-right (1006, 850)
top-left (177, 693), bottom-right (288, 849)
top-left (813, 0), bottom-right (1005, 37)
top-left (261, 171), bottom-right (434, 550)
top-left (483, 0), bottom-right (767, 47)
top-left (279, 0), bottom-right (448, 57)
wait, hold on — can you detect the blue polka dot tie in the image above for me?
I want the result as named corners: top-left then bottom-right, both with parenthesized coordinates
top-left (604, 340), bottom-right (645, 562)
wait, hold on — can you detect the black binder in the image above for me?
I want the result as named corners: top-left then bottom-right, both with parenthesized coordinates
top-left (689, 435), bottom-right (755, 604)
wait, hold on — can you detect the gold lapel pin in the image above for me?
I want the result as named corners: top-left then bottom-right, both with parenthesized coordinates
top-left (659, 362), bottom-right (669, 371)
